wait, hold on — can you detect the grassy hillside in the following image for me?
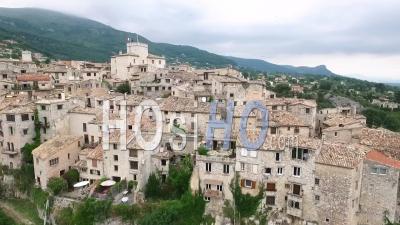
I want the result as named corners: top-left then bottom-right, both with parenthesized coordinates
top-left (228, 56), bottom-right (335, 76)
top-left (0, 7), bottom-right (338, 75)
top-left (0, 7), bottom-right (234, 67)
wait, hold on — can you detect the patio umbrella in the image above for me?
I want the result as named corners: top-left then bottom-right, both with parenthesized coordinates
top-left (100, 180), bottom-right (116, 187)
top-left (73, 181), bottom-right (90, 188)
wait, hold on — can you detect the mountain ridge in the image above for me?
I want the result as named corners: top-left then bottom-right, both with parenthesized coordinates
top-left (0, 7), bottom-right (335, 76)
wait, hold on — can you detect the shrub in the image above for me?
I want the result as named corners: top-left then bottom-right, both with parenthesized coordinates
top-left (145, 173), bottom-right (161, 200)
top-left (197, 145), bottom-right (208, 156)
top-left (63, 169), bottom-right (80, 189)
top-left (47, 177), bottom-right (68, 195)
top-left (73, 198), bottom-right (112, 225)
top-left (115, 82), bottom-right (131, 94)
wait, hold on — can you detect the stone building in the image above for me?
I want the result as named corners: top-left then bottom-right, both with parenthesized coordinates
top-left (110, 40), bottom-right (165, 81)
top-left (0, 103), bottom-right (36, 168)
top-left (32, 135), bottom-right (82, 189)
top-left (315, 142), bottom-right (367, 225)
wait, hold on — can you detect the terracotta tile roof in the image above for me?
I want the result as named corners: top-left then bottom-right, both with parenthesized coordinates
top-left (69, 106), bottom-right (101, 115)
top-left (323, 114), bottom-right (366, 127)
top-left (16, 74), bottom-right (50, 82)
top-left (366, 150), bottom-right (400, 169)
top-left (160, 96), bottom-right (210, 113)
top-left (265, 98), bottom-right (317, 107)
top-left (32, 135), bottom-right (81, 159)
top-left (269, 111), bottom-right (307, 127)
top-left (316, 142), bottom-right (368, 168)
top-left (86, 145), bottom-right (103, 160)
top-left (0, 103), bottom-right (35, 114)
top-left (360, 128), bottom-right (400, 160)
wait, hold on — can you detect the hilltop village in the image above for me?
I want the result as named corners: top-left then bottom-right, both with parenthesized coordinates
top-left (0, 40), bottom-right (399, 225)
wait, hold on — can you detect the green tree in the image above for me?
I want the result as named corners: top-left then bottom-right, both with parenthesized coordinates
top-left (145, 173), bottom-right (162, 200)
top-left (73, 198), bottom-right (112, 225)
top-left (63, 169), bottom-right (80, 189)
top-left (230, 175), bottom-right (264, 220)
top-left (273, 83), bottom-right (292, 97)
top-left (197, 145), bottom-right (208, 156)
top-left (21, 110), bottom-right (41, 164)
top-left (394, 91), bottom-right (400, 104)
top-left (47, 177), bottom-right (68, 195)
top-left (319, 80), bottom-right (333, 90)
top-left (115, 82), bottom-right (131, 94)
top-left (166, 156), bottom-right (193, 199)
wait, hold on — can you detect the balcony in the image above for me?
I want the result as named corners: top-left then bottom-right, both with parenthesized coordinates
top-left (286, 193), bottom-right (303, 218)
top-left (2, 149), bottom-right (18, 155)
top-left (203, 188), bottom-right (224, 199)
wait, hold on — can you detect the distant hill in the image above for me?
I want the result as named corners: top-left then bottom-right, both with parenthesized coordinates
top-left (0, 7), bottom-right (336, 75)
top-left (386, 83), bottom-right (400, 87)
top-left (227, 56), bottom-right (335, 76)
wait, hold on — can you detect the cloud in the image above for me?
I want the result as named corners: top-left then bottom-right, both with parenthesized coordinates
top-left (0, 0), bottom-right (399, 81)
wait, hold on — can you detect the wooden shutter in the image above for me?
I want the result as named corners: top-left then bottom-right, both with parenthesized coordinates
top-left (251, 181), bottom-right (256, 189)
top-left (240, 179), bottom-right (244, 187)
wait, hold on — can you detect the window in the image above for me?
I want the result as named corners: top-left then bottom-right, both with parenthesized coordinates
top-left (264, 167), bottom-right (272, 175)
top-left (275, 152), bottom-right (281, 161)
top-left (292, 184), bottom-right (301, 195)
top-left (271, 127), bottom-right (277, 134)
top-left (266, 183), bottom-right (276, 192)
top-left (2, 74), bottom-right (7, 79)
top-left (293, 167), bottom-right (301, 177)
top-left (83, 123), bottom-right (87, 132)
top-left (371, 166), bottom-right (388, 175)
top-left (129, 149), bottom-right (138, 157)
top-left (266, 196), bottom-right (276, 205)
top-left (21, 114), bottom-right (29, 121)
top-left (335, 132), bottom-right (338, 136)
top-left (277, 167), bottom-right (283, 175)
top-left (294, 127), bottom-right (300, 134)
top-left (9, 127), bottom-right (13, 135)
top-left (315, 195), bottom-right (320, 201)
top-left (289, 200), bottom-right (300, 209)
top-left (6, 114), bottom-right (15, 122)
top-left (128, 125), bottom-right (133, 130)
top-left (291, 148), bottom-right (309, 160)
top-left (240, 163), bottom-right (245, 171)
top-left (206, 162), bottom-right (211, 172)
top-left (161, 159), bottom-right (167, 166)
top-left (130, 161), bottom-right (138, 170)
top-left (113, 143), bottom-right (117, 150)
top-left (23, 129), bottom-right (28, 135)
top-left (315, 178), bottom-right (320, 185)
top-left (272, 105), bottom-right (277, 110)
top-left (57, 104), bottom-right (63, 110)
top-left (49, 158), bottom-right (59, 166)
top-left (41, 105), bottom-right (46, 110)
top-left (114, 165), bottom-right (118, 171)
top-left (229, 93), bottom-right (234, 97)
top-left (223, 164), bottom-right (230, 174)
top-left (244, 180), bottom-right (253, 188)
top-left (113, 155), bottom-right (118, 161)
top-left (306, 108), bottom-right (310, 114)
top-left (217, 184), bottom-right (223, 191)
top-left (206, 184), bottom-right (211, 189)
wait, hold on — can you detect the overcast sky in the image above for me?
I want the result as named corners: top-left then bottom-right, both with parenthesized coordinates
top-left (1, 0), bottom-right (400, 82)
